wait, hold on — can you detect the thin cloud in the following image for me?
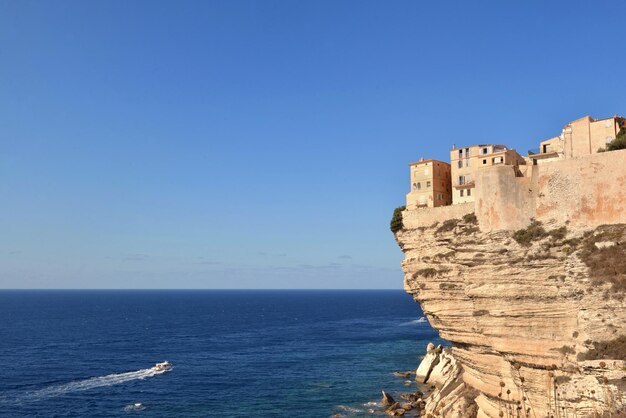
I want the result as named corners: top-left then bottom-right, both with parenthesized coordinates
top-left (121, 253), bottom-right (151, 262)
top-left (297, 262), bottom-right (342, 270)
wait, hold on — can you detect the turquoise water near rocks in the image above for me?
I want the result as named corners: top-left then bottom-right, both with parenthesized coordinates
top-left (0, 290), bottom-right (444, 417)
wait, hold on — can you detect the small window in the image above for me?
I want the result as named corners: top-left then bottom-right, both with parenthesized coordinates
top-left (460, 189), bottom-right (464, 197)
top-left (458, 160), bottom-right (462, 168)
top-left (482, 159), bottom-right (487, 164)
top-left (465, 159), bottom-right (470, 167)
top-left (482, 147), bottom-right (488, 154)
top-left (465, 148), bottom-right (470, 157)
top-left (416, 182), bottom-right (421, 190)
top-left (458, 176), bottom-right (465, 185)
top-left (412, 182), bottom-right (417, 190)
top-left (426, 181), bottom-right (431, 188)
top-left (467, 188), bottom-right (471, 196)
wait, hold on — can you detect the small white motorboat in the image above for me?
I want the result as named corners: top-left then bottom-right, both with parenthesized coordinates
top-left (124, 402), bottom-right (145, 411)
top-left (152, 361), bottom-right (172, 372)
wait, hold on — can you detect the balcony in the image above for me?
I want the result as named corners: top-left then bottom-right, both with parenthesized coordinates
top-left (528, 147), bottom-right (559, 160)
top-left (454, 180), bottom-right (475, 189)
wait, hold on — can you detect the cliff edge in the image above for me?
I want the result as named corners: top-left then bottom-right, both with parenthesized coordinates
top-left (394, 149), bottom-right (626, 417)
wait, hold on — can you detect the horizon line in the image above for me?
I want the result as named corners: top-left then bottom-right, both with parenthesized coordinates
top-left (0, 288), bottom-right (404, 291)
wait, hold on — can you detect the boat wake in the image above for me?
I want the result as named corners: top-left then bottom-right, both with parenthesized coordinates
top-left (398, 317), bottom-right (427, 326)
top-left (3, 366), bottom-right (169, 404)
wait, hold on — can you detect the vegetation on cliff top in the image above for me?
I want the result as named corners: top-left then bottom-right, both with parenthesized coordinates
top-left (434, 214), bottom-right (478, 235)
top-left (390, 206), bottom-right (405, 234)
top-left (512, 220), bottom-right (547, 246)
top-left (436, 218), bottom-right (459, 234)
top-left (462, 212), bottom-right (477, 224)
top-left (511, 220), bottom-right (567, 246)
top-left (598, 128), bottom-right (626, 152)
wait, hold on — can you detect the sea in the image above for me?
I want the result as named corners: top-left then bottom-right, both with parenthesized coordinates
top-left (0, 290), bottom-right (443, 417)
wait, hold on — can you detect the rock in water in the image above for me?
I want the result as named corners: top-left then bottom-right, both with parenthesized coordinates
top-left (393, 371), bottom-right (412, 378)
top-left (385, 401), bottom-right (400, 414)
top-left (381, 390), bottom-right (395, 406)
top-left (414, 343), bottom-right (441, 383)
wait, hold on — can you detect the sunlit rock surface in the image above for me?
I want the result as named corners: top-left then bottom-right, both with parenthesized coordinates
top-left (397, 218), bottom-right (626, 417)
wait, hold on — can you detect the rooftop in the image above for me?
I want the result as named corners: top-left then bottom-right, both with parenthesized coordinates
top-left (408, 158), bottom-right (450, 166)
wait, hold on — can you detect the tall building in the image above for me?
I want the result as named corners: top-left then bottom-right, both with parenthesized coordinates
top-left (405, 158), bottom-right (452, 209)
top-left (450, 144), bottom-right (525, 204)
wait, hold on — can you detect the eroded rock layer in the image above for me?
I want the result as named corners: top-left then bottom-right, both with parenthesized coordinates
top-left (396, 218), bottom-right (626, 417)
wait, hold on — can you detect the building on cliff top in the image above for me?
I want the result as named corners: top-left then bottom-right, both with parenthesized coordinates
top-left (529, 115), bottom-right (625, 164)
top-left (405, 115), bottom-right (624, 210)
top-left (405, 158), bottom-right (452, 209)
top-left (450, 144), bottom-right (525, 205)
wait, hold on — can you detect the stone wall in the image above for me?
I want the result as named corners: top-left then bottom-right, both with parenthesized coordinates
top-left (402, 202), bottom-right (474, 230)
top-left (475, 148), bottom-right (626, 231)
top-left (404, 149), bottom-right (626, 233)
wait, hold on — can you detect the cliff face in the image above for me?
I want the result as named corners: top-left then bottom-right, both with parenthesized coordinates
top-left (396, 214), bottom-right (626, 417)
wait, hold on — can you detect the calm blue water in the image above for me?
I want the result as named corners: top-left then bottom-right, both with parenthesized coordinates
top-left (0, 290), bottom-right (442, 417)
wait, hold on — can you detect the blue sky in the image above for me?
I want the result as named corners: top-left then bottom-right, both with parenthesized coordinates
top-left (1, 0), bottom-right (625, 288)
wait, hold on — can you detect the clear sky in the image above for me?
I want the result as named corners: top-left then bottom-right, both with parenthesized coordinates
top-left (1, 1), bottom-right (625, 289)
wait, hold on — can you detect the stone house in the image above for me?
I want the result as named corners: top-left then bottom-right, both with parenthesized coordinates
top-left (530, 115), bottom-right (625, 164)
top-left (405, 158), bottom-right (452, 209)
top-left (450, 144), bottom-right (525, 205)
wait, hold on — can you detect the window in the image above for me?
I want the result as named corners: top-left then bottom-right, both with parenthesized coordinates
top-left (460, 189), bottom-right (464, 197)
top-left (459, 149), bottom-right (463, 158)
top-left (458, 175), bottom-right (465, 185)
top-left (416, 182), bottom-right (421, 190)
top-left (467, 188), bottom-right (471, 196)
top-left (482, 159), bottom-right (487, 164)
top-left (465, 148), bottom-right (470, 157)
top-left (458, 160), bottom-right (462, 168)
top-left (465, 159), bottom-right (470, 167)
top-left (412, 183), bottom-right (417, 190)
top-left (482, 147), bottom-right (488, 154)
top-left (426, 181), bottom-right (431, 187)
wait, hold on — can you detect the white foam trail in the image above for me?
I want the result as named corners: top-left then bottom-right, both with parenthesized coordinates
top-left (335, 404), bottom-right (364, 413)
top-left (11, 367), bottom-right (169, 403)
top-left (399, 317), bottom-right (427, 326)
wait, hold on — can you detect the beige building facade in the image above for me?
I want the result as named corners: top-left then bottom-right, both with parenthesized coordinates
top-left (530, 115), bottom-right (624, 164)
top-left (406, 159), bottom-right (452, 209)
top-left (450, 144), bottom-right (525, 205)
